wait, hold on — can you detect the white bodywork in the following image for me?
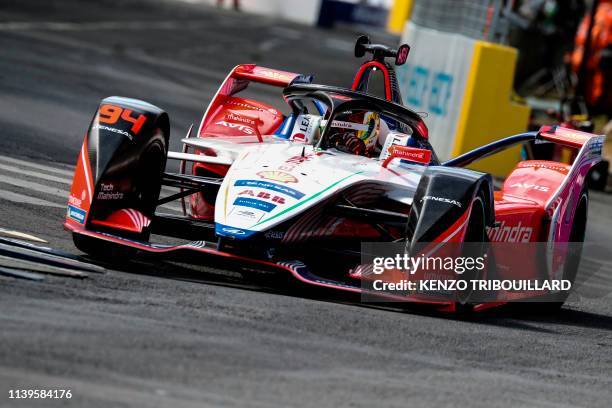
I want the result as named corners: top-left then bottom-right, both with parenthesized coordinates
top-left (197, 138), bottom-right (425, 238)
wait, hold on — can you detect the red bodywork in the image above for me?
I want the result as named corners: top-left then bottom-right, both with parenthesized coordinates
top-left (189, 65), bottom-right (299, 219)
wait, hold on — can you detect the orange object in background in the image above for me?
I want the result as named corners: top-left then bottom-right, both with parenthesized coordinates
top-left (571, 0), bottom-right (612, 111)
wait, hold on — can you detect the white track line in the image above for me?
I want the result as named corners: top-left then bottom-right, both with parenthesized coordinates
top-left (0, 163), bottom-right (71, 185)
top-left (0, 174), bottom-right (69, 198)
top-left (0, 155), bottom-right (74, 177)
top-left (0, 161), bottom-right (183, 212)
top-left (0, 189), bottom-right (64, 208)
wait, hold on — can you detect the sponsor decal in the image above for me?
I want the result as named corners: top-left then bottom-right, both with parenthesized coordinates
top-left (68, 194), bottom-right (83, 207)
top-left (270, 154), bottom-right (315, 173)
top-left (238, 190), bottom-right (286, 204)
top-left (215, 223), bottom-right (258, 239)
top-left (67, 205), bottom-right (87, 224)
top-left (487, 220), bottom-right (533, 243)
top-left (259, 70), bottom-right (290, 81)
top-left (253, 171), bottom-right (364, 227)
top-left (589, 138), bottom-right (603, 156)
top-left (97, 183), bottom-right (124, 200)
top-left (508, 183), bottom-right (550, 192)
top-left (232, 209), bottom-right (261, 221)
top-left (92, 124), bottom-right (133, 141)
top-left (387, 145), bottom-right (431, 164)
top-left (518, 162), bottom-right (569, 173)
top-left (330, 120), bottom-right (369, 131)
top-left (422, 195), bottom-right (462, 208)
top-left (233, 197), bottom-right (277, 212)
top-left (215, 120), bottom-right (255, 135)
top-left (222, 227), bottom-right (246, 235)
top-left (234, 180), bottom-right (305, 199)
top-left (225, 99), bottom-right (264, 112)
top-left (264, 230), bottom-right (285, 240)
top-left (257, 170), bottom-right (298, 183)
top-left (226, 112), bottom-right (257, 126)
top-left (379, 132), bottom-right (411, 161)
top-left (290, 114), bottom-right (322, 144)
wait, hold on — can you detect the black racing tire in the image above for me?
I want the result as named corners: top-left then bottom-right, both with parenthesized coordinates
top-left (455, 190), bottom-right (489, 313)
top-left (77, 136), bottom-right (165, 260)
top-left (537, 189), bottom-right (588, 313)
top-left (135, 138), bottom-right (166, 220)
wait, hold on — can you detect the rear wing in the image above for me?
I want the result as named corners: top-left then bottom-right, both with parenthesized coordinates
top-left (538, 125), bottom-right (604, 150)
top-left (232, 64), bottom-right (303, 87)
top-left (444, 126), bottom-right (604, 168)
top-left (197, 64), bottom-right (310, 139)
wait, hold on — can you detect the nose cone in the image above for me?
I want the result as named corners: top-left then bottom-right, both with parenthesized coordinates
top-left (214, 143), bottom-right (362, 238)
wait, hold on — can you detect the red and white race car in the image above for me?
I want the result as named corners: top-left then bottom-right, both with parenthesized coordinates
top-left (64, 36), bottom-right (605, 311)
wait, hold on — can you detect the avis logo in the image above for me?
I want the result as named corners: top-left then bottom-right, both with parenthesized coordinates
top-left (487, 221), bottom-right (533, 243)
top-left (215, 121), bottom-right (255, 135)
top-left (509, 183), bottom-right (550, 192)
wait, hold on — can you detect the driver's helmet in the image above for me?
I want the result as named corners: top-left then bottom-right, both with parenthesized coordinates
top-left (356, 111), bottom-right (381, 151)
top-left (328, 111), bottom-right (388, 157)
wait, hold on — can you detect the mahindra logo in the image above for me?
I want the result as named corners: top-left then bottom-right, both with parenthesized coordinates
top-left (487, 221), bottom-right (533, 243)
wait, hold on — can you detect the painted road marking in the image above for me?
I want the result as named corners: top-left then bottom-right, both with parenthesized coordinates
top-left (0, 228), bottom-right (47, 243)
top-left (0, 163), bottom-right (71, 185)
top-left (0, 189), bottom-right (64, 209)
top-left (0, 162), bottom-right (182, 213)
top-left (0, 154), bottom-right (74, 177)
top-left (0, 174), bottom-right (69, 198)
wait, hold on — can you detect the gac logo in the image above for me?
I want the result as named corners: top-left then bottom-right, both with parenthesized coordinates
top-left (222, 227), bottom-right (246, 235)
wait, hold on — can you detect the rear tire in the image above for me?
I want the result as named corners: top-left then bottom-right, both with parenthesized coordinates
top-left (538, 189), bottom-right (588, 312)
top-left (456, 191), bottom-right (489, 313)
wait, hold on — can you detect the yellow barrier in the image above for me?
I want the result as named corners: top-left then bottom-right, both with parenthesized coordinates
top-left (387, 0), bottom-right (413, 34)
top-left (452, 41), bottom-right (531, 177)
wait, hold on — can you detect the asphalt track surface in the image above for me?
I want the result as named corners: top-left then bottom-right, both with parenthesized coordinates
top-left (1, 1), bottom-right (612, 407)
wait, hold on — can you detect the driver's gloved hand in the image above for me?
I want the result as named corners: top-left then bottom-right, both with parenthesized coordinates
top-left (330, 132), bottom-right (366, 156)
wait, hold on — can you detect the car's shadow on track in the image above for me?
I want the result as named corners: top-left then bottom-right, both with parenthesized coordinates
top-left (83, 255), bottom-right (612, 334)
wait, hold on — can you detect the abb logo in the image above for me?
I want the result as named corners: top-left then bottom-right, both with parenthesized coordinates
top-left (98, 105), bottom-right (147, 135)
top-left (238, 190), bottom-right (286, 204)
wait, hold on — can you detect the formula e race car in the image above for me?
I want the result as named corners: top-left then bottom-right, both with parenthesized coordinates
top-left (64, 36), bottom-right (605, 311)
